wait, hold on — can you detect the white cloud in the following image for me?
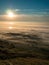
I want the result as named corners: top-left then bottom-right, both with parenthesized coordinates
top-left (15, 9), bottom-right (20, 12)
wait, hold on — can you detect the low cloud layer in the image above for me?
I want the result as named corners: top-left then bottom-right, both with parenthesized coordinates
top-left (0, 14), bottom-right (49, 22)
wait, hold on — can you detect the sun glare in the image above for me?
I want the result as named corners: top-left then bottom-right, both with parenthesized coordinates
top-left (8, 12), bottom-right (14, 17)
top-left (7, 10), bottom-right (14, 18)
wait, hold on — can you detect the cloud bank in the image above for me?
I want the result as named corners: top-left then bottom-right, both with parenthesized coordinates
top-left (0, 14), bottom-right (49, 22)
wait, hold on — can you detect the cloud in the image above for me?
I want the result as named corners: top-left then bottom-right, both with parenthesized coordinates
top-left (0, 14), bottom-right (49, 22)
top-left (15, 9), bottom-right (49, 12)
top-left (15, 9), bottom-right (20, 12)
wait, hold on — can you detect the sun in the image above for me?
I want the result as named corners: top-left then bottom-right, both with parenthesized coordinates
top-left (7, 10), bottom-right (14, 18)
top-left (8, 12), bottom-right (14, 17)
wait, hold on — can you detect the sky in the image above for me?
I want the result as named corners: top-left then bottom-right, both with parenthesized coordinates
top-left (0, 0), bottom-right (49, 22)
top-left (0, 0), bottom-right (49, 32)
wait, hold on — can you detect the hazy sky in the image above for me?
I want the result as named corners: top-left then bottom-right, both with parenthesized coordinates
top-left (0, 0), bottom-right (49, 22)
top-left (0, 0), bottom-right (49, 32)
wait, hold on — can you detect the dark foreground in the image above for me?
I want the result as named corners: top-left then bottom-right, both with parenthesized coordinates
top-left (0, 30), bottom-right (49, 65)
top-left (0, 58), bottom-right (49, 65)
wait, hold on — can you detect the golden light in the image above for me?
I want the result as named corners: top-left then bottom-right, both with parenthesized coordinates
top-left (7, 10), bottom-right (14, 18)
top-left (8, 27), bottom-right (13, 29)
top-left (9, 22), bottom-right (14, 24)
